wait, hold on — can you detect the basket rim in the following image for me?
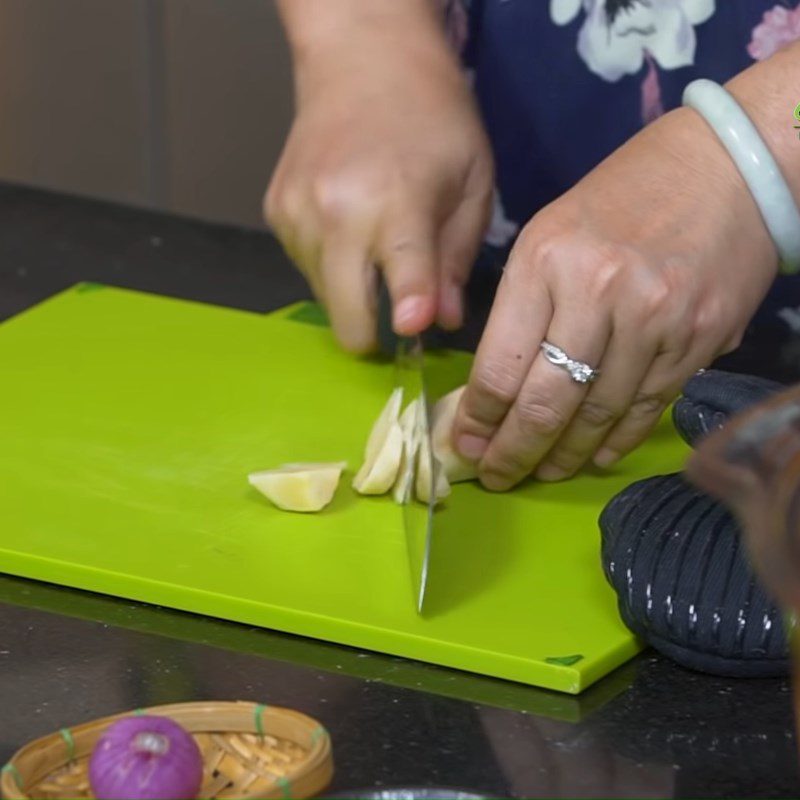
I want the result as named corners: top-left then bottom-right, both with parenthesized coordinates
top-left (1, 699), bottom-right (332, 800)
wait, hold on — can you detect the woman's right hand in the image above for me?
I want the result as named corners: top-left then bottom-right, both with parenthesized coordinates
top-left (266, 0), bottom-right (494, 352)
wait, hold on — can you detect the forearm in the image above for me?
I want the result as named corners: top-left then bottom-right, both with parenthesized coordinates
top-left (273, 0), bottom-right (462, 111)
top-left (726, 41), bottom-right (800, 203)
top-left (274, 0), bottom-right (442, 61)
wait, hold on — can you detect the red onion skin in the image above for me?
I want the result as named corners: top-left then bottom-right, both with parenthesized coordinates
top-left (88, 715), bottom-right (203, 800)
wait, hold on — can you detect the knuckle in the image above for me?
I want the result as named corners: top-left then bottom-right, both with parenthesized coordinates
top-left (575, 399), bottom-right (619, 427)
top-left (504, 233), bottom-right (559, 284)
top-left (311, 177), bottom-right (349, 221)
top-left (587, 241), bottom-right (640, 283)
top-left (661, 326), bottom-right (692, 359)
top-left (613, 399), bottom-right (668, 450)
top-left (640, 280), bottom-right (673, 320)
top-left (629, 393), bottom-right (668, 420)
top-left (690, 298), bottom-right (727, 340)
top-left (263, 180), bottom-right (297, 229)
top-left (623, 275), bottom-right (673, 326)
top-left (591, 240), bottom-right (629, 267)
top-left (479, 468), bottom-right (516, 492)
top-left (263, 184), bottom-right (278, 226)
top-left (606, 266), bottom-right (675, 327)
top-left (544, 446), bottom-right (583, 473)
top-left (482, 449), bottom-right (529, 480)
top-left (722, 327), bottom-right (745, 354)
top-left (515, 394), bottom-right (566, 437)
top-left (384, 236), bottom-right (434, 266)
top-left (524, 233), bottom-right (559, 270)
top-left (312, 174), bottom-right (375, 223)
top-left (499, 251), bottom-right (527, 286)
top-left (471, 359), bottom-right (520, 411)
top-left (277, 188), bottom-right (305, 225)
top-left (589, 256), bottom-right (630, 299)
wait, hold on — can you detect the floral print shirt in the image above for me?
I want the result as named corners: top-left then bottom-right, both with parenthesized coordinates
top-left (440, 0), bottom-right (800, 235)
top-left (437, 1), bottom-right (800, 376)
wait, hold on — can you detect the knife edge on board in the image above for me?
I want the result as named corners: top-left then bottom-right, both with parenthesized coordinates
top-left (377, 278), bottom-right (438, 614)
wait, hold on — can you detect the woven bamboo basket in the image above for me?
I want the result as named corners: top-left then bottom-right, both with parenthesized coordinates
top-left (1, 700), bottom-right (333, 800)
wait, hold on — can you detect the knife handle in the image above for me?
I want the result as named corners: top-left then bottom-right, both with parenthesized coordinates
top-left (376, 277), bottom-right (397, 357)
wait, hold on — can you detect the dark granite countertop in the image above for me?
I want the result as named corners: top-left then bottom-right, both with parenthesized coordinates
top-left (0, 183), bottom-right (797, 799)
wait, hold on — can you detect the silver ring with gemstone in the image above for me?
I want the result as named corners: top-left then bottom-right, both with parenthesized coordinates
top-left (540, 341), bottom-right (599, 385)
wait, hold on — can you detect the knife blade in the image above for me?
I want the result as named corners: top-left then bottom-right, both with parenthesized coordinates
top-left (377, 280), bottom-right (436, 614)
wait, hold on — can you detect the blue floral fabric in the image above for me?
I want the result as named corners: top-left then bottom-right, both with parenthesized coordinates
top-left (438, 0), bottom-right (800, 379)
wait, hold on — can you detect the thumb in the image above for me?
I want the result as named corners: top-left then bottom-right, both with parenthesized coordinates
top-left (379, 212), bottom-right (439, 336)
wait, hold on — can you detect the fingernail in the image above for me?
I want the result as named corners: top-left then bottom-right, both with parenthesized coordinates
top-left (594, 447), bottom-right (620, 468)
top-left (394, 295), bottom-right (425, 331)
top-left (457, 434), bottom-right (489, 460)
top-left (536, 463), bottom-right (568, 482)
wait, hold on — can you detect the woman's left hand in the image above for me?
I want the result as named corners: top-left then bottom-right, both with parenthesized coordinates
top-left (452, 105), bottom-right (779, 491)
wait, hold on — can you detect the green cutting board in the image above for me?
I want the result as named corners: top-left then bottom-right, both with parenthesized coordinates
top-left (0, 285), bottom-right (688, 694)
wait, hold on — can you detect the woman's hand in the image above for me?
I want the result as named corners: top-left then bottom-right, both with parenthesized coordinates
top-left (453, 105), bottom-right (779, 491)
top-left (266, 0), bottom-right (493, 352)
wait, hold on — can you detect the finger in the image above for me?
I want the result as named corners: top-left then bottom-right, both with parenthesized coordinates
top-left (478, 308), bottom-right (610, 491)
top-left (319, 227), bottom-right (377, 353)
top-left (534, 322), bottom-right (659, 481)
top-left (262, 166), bottom-right (286, 234)
top-left (270, 225), bottom-right (326, 305)
top-left (378, 212), bottom-right (439, 336)
top-left (436, 187), bottom-right (492, 330)
top-left (437, 279), bottom-right (465, 333)
top-left (452, 263), bottom-right (553, 463)
top-left (595, 343), bottom-right (717, 467)
top-left (299, 256), bottom-right (326, 306)
top-left (264, 180), bottom-right (327, 301)
top-left (276, 220), bottom-right (326, 303)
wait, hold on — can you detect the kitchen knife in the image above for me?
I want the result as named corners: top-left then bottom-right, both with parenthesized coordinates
top-left (377, 280), bottom-right (436, 613)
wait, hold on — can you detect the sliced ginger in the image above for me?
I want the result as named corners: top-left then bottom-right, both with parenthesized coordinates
top-left (431, 385), bottom-right (478, 484)
top-left (353, 387), bottom-right (405, 495)
top-left (248, 462), bottom-right (347, 513)
top-left (393, 398), bottom-right (421, 504)
top-left (248, 383), bottom-right (479, 515)
top-left (359, 384), bottom-right (472, 505)
top-left (415, 402), bottom-right (451, 504)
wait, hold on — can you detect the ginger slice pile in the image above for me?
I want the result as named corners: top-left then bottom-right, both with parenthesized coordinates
top-left (393, 398), bottom-right (421, 504)
top-left (249, 385), bottom-right (476, 513)
top-left (352, 387), bottom-right (405, 495)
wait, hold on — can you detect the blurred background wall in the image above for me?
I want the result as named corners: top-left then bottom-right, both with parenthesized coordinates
top-left (0, 0), bottom-right (294, 229)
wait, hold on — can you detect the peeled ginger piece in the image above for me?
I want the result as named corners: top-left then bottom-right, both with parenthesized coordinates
top-left (353, 424), bottom-right (403, 494)
top-left (249, 462), bottom-right (346, 513)
top-left (393, 398), bottom-right (421, 504)
top-left (432, 385), bottom-right (478, 483)
top-left (415, 405), bottom-right (451, 504)
top-left (353, 388), bottom-right (404, 495)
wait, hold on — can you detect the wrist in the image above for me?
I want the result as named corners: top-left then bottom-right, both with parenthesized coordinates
top-left (682, 74), bottom-right (800, 273)
top-left (284, 2), bottom-right (464, 113)
top-left (724, 42), bottom-right (800, 205)
top-left (651, 106), bottom-right (779, 276)
top-left (277, 0), bottom-right (441, 67)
